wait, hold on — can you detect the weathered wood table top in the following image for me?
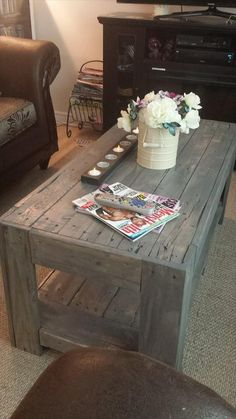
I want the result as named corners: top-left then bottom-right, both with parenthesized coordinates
top-left (1, 119), bottom-right (236, 368)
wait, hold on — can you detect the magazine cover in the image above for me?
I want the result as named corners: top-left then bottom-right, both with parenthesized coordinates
top-left (99, 182), bottom-right (181, 233)
top-left (72, 183), bottom-right (180, 241)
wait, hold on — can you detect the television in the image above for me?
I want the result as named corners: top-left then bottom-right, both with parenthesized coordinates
top-left (117, 1), bottom-right (236, 4)
top-left (117, 0), bottom-right (236, 21)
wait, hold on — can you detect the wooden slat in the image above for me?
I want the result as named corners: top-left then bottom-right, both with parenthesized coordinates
top-left (31, 182), bottom-right (95, 235)
top-left (38, 270), bottom-right (85, 305)
top-left (187, 206), bottom-right (223, 297)
top-left (0, 224), bottom-right (41, 354)
top-left (39, 330), bottom-right (87, 354)
top-left (1, 125), bottom-right (126, 227)
top-left (30, 229), bottom-right (142, 291)
top-left (139, 260), bottom-right (186, 368)
top-left (104, 288), bottom-right (140, 327)
top-left (192, 146), bottom-right (236, 249)
top-left (149, 122), bottom-right (236, 263)
top-left (39, 299), bottom-right (138, 351)
top-left (0, 224), bottom-right (16, 344)
top-left (70, 277), bottom-right (118, 317)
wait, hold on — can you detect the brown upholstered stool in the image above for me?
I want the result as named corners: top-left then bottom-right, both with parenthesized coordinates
top-left (10, 347), bottom-right (236, 419)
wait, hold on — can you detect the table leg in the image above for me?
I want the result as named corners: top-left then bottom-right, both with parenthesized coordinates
top-left (139, 261), bottom-right (188, 369)
top-left (0, 224), bottom-right (42, 355)
top-left (219, 161), bottom-right (234, 225)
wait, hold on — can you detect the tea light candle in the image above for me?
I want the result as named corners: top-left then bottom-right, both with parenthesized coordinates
top-left (88, 167), bottom-right (101, 177)
top-left (113, 144), bottom-right (124, 153)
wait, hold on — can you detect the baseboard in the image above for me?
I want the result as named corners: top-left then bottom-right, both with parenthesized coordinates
top-left (55, 111), bottom-right (68, 126)
top-left (55, 111), bottom-right (78, 127)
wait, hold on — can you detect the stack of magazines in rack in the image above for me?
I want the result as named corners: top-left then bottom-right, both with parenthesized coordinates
top-left (72, 182), bottom-right (181, 242)
top-left (72, 65), bottom-right (103, 101)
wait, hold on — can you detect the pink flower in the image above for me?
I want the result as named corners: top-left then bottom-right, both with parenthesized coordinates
top-left (133, 97), bottom-right (146, 108)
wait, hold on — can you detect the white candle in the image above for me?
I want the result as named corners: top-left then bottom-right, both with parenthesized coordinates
top-left (88, 167), bottom-right (101, 176)
top-left (113, 144), bottom-right (124, 153)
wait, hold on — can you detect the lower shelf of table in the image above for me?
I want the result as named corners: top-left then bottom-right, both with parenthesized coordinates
top-left (38, 270), bottom-right (140, 353)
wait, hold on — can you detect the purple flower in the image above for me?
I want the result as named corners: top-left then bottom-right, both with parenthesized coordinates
top-left (133, 97), bottom-right (146, 108)
top-left (158, 90), bottom-right (183, 104)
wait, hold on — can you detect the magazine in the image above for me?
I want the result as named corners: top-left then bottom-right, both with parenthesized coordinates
top-left (82, 67), bottom-right (103, 77)
top-left (72, 182), bottom-right (180, 242)
top-left (76, 78), bottom-right (103, 90)
top-left (98, 182), bottom-right (181, 233)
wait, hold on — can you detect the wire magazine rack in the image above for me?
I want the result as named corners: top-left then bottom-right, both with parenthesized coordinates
top-left (66, 60), bottom-right (103, 136)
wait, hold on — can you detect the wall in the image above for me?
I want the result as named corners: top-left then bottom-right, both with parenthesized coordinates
top-left (31, 0), bottom-right (157, 122)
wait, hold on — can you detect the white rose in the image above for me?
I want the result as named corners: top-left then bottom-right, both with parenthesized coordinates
top-left (184, 92), bottom-right (201, 110)
top-left (144, 97), bottom-right (181, 128)
top-left (144, 91), bottom-right (156, 103)
top-left (180, 119), bottom-right (189, 134)
top-left (117, 110), bottom-right (131, 132)
top-left (180, 109), bottom-right (200, 133)
top-left (185, 109), bottom-right (200, 129)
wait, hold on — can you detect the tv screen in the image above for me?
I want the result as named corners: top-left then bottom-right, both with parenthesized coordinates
top-left (117, 1), bottom-right (236, 5)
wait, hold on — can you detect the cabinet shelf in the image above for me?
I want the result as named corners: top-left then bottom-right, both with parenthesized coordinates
top-left (145, 59), bottom-right (236, 78)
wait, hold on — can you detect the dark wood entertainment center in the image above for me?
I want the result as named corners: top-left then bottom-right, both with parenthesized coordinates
top-left (98, 13), bottom-right (236, 130)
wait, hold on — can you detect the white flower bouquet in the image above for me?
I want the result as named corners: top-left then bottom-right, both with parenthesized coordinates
top-left (117, 90), bottom-right (202, 136)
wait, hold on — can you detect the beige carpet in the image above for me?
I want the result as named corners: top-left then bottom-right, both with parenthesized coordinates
top-left (0, 126), bottom-right (235, 418)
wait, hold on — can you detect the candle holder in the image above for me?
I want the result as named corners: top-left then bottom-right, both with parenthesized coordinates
top-left (120, 140), bottom-right (131, 147)
top-left (97, 161), bottom-right (110, 168)
top-left (81, 134), bottom-right (138, 185)
top-left (105, 154), bottom-right (118, 160)
top-left (126, 134), bottom-right (137, 141)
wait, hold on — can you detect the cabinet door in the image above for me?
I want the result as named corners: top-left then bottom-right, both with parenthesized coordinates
top-left (103, 24), bottom-right (145, 130)
top-left (144, 26), bottom-right (236, 123)
top-left (0, 0), bottom-right (32, 38)
top-left (146, 70), bottom-right (236, 122)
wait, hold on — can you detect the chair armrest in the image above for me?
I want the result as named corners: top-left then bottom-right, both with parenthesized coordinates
top-left (0, 36), bottom-right (60, 102)
top-left (0, 36), bottom-right (60, 148)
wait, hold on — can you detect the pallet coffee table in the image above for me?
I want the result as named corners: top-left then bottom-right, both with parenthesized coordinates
top-left (0, 120), bottom-right (236, 369)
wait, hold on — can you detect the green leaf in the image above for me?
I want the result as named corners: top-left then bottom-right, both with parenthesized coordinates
top-left (168, 125), bottom-right (176, 136)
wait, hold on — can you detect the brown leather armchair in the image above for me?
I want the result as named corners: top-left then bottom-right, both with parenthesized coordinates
top-left (0, 36), bottom-right (60, 189)
top-left (10, 347), bottom-right (236, 419)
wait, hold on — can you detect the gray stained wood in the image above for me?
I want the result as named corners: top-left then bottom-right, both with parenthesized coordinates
top-left (1, 120), bottom-right (236, 367)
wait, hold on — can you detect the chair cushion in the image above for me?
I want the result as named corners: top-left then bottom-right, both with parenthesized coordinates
top-left (10, 348), bottom-right (236, 419)
top-left (0, 97), bottom-right (37, 147)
